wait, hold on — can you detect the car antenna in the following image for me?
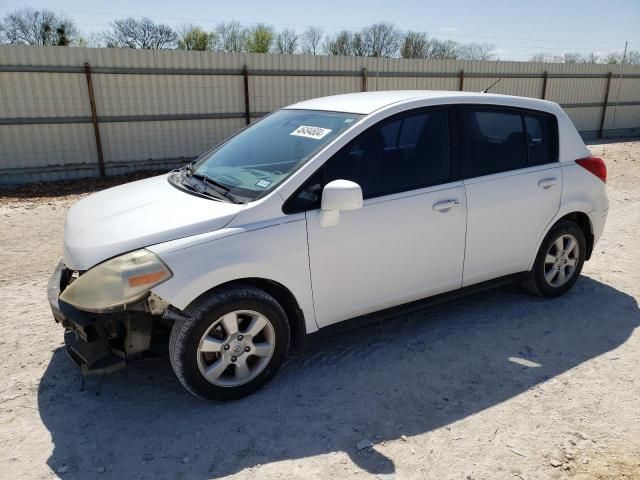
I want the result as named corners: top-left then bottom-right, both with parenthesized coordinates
top-left (481, 78), bottom-right (502, 93)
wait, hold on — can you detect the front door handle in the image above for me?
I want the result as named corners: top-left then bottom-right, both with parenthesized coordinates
top-left (433, 199), bottom-right (460, 212)
top-left (537, 178), bottom-right (557, 189)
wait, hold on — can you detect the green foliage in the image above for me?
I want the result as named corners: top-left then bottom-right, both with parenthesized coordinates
top-left (245, 24), bottom-right (274, 53)
top-left (178, 25), bottom-right (217, 51)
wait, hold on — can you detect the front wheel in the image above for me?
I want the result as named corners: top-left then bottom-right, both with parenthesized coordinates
top-left (169, 285), bottom-right (290, 401)
top-left (523, 220), bottom-right (586, 297)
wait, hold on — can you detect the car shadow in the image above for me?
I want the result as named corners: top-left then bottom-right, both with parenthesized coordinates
top-left (38, 276), bottom-right (639, 479)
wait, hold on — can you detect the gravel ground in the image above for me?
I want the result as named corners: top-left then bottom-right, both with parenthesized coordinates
top-left (0, 140), bottom-right (639, 480)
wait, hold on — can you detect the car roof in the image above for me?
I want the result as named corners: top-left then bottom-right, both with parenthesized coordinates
top-left (285, 90), bottom-right (558, 115)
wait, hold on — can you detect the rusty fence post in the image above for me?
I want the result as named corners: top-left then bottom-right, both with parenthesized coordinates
top-left (83, 62), bottom-right (105, 177)
top-left (361, 67), bottom-right (368, 92)
top-left (459, 69), bottom-right (464, 91)
top-left (598, 71), bottom-right (613, 139)
top-left (542, 70), bottom-right (548, 99)
top-left (242, 65), bottom-right (251, 125)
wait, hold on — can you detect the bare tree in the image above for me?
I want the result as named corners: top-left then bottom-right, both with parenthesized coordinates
top-left (402, 35), bottom-right (493, 61)
top-left (78, 31), bottom-right (106, 48)
top-left (400, 31), bottom-right (433, 59)
top-left (431, 39), bottom-right (459, 59)
top-left (216, 21), bottom-right (246, 52)
top-left (530, 52), bottom-right (564, 63)
top-left (604, 52), bottom-right (622, 64)
top-left (351, 32), bottom-right (368, 56)
top-left (562, 52), bottom-right (584, 64)
top-left (274, 29), bottom-right (297, 54)
top-left (585, 52), bottom-right (600, 64)
top-left (105, 17), bottom-right (177, 49)
top-left (628, 51), bottom-right (640, 65)
top-left (300, 26), bottom-right (323, 55)
top-left (0, 8), bottom-right (78, 45)
top-left (457, 42), bottom-right (495, 60)
top-left (178, 24), bottom-right (217, 51)
top-left (54, 24), bottom-right (74, 47)
top-left (245, 24), bottom-right (274, 53)
top-left (361, 22), bottom-right (401, 57)
top-left (324, 30), bottom-right (353, 56)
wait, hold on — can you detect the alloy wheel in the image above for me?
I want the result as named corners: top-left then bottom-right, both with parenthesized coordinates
top-left (196, 310), bottom-right (275, 387)
top-left (544, 234), bottom-right (580, 288)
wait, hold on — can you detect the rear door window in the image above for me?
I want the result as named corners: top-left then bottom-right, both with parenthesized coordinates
top-left (461, 108), bottom-right (527, 178)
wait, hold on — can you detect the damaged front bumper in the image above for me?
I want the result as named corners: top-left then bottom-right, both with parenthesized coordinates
top-left (48, 261), bottom-right (155, 375)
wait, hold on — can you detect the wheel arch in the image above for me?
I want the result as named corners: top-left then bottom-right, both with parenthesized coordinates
top-left (529, 209), bottom-right (594, 270)
top-left (560, 212), bottom-right (594, 260)
top-left (183, 277), bottom-right (308, 352)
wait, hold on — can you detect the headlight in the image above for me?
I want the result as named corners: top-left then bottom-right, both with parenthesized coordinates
top-left (59, 249), bottom-right (172, 313)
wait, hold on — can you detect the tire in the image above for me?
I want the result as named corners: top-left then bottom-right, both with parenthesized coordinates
top-left (169, 285), bottom-right (290, 401)
top-left (523, 219), bottom-right (586, 298)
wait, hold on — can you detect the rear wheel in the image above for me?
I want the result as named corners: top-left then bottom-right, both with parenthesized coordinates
top-left (523, 220), bottom-right (586, 297)
top-left (169, 285), bottom-right (290, 400)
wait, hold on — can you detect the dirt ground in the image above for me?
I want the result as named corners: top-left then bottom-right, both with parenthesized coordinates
top-left (0, 140), bottom-right (639, 480)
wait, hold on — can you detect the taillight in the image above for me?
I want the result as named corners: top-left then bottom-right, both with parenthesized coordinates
top-left (576, 156), bottom-right (606, 183)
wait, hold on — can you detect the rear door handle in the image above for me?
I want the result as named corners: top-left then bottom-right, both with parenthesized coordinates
top-left (537, 178), bottom-right (557, 189)
top-left (433, 199), bottom-right (460, 212)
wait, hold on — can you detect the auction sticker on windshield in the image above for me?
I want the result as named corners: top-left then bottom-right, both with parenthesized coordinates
top-left (290, 125), bottom-right (332, 140)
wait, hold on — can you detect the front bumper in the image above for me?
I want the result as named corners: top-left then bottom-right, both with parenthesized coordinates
top-left (48, 261), bottom-right (152, 375)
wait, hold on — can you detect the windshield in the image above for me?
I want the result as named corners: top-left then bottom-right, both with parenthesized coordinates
top-left (191, 109), bottom-right (363, 201)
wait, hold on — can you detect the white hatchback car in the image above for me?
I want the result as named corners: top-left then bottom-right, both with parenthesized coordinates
top-left (48, 91), bottom-right (608, 400)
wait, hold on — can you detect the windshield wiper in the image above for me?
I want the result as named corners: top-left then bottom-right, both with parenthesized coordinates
top-left (176, 165), bottom-right (227, 202)
top-left (186, 169), bottom-right (243, 204)
top-left (191, 173), bottom-right (230, 193)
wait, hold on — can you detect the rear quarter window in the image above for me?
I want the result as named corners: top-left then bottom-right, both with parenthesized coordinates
top-left (524, 112), bottom-right (559, 166)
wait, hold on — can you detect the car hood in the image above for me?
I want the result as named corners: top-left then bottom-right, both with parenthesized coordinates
top-left (63, 174), bottom-right (244, 270)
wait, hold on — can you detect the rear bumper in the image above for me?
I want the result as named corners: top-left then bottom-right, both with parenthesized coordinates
top-left (48, 261), bottom-right (128, 375)
top-left (592, 206), bottom-right (608, 246)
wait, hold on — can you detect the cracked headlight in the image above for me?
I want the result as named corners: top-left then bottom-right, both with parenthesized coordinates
top-left (59, 249), bottom-right (172, 313)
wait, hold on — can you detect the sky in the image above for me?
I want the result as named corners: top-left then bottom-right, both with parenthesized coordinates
top-left (0, 0), bottom-right (639, 60)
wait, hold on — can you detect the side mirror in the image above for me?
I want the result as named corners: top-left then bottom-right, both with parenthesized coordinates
top-left (319, 180), bottom-right (363, 227)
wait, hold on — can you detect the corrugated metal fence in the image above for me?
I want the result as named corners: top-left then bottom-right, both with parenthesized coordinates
top-left (1, 45), bottom-right (639, 186)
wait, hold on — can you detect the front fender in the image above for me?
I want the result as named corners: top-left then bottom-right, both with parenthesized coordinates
top-left (148, 217), bottom-right (318, 333)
